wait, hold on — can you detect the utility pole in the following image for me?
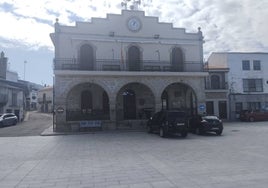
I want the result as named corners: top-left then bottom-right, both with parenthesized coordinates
top-left (24, 60), bottom-right (27, 80)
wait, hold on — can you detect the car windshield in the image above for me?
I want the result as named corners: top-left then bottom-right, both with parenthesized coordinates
top-left (168, 111), bottom-right (186, 120)
top-left (203, 116), bottom-right (219, 120)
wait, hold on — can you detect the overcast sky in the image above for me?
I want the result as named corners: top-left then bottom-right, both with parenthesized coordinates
top-left (0, 0), bottom-right (268, 85)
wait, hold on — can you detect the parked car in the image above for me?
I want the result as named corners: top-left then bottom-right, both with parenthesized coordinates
top-left (239, 110), bottom-right (268, 122)
top-left (146, 110), bottom-right (188, 138)
top-left (189, 115), bottom-right (223, 135)
top-left (0, 113), bottom-right (18, 127)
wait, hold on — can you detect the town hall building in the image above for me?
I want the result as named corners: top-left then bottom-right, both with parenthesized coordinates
top-left (50, 10), bottom-right (207, 131)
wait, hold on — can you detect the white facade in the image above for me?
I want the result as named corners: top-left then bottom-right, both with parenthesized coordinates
top-left (37, 87), bottom-right (53, 113)
top-left (6, 70), bottom-right (18, 82)
top-left (208, 52), bottom-right (268, 120)
top-left (0, 52), bottom-right (24, 121)
top-left (51, 10), bottom-right (207, 131)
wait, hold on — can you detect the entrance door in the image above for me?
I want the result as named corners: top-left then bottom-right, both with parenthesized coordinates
top-left (81, 90), bottom-right (92, 113)
top-left (219, 101), bottom-right (227, 119)
top-left (102, 92), bottom-right (109, 113)
top-left (171, 47), bottom-right (183, 71)
top-left (206, 101), bottom-right (214, 115)
top-left (128, 46), bottom-right (140, 71)
top-left (80, 44), bottom-right (94, 70)
top-left (161, 91), bottom-right (169, 110)
top-left (123, 89), bottom-right (136, 119)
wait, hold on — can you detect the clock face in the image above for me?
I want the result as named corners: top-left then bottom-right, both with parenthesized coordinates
top-left (127, 17), bottom-right (141, 32)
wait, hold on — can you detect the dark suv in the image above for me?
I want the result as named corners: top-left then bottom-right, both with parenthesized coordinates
top-left (146, 110), bottom-right (188, 138)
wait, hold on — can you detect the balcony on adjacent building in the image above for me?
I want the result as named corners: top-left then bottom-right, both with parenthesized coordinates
top-left (205, 81), bottom-right (228, 90)
top-left (54, 58), bottom-right (204, 72)
top-left (37, 96), bottom-right (53, 103)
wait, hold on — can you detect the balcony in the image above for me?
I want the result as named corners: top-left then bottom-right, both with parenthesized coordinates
top-left (205, 82), bottom-right (229, 90)
top-left (54, 58), bottom-right (204, 72)
top-left (37, 97), bottom-right (53, 103)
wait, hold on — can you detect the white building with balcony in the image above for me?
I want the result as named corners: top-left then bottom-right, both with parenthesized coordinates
top-left (50, 10), bottom-right (207, 131)
top-left (208, 52), bottom-right (268, 120)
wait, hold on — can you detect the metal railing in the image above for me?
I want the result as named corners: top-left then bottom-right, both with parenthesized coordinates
top-left (205, 82), bottom-right (229, 90)
top-left (66, 109), bottom-right (110, 121)
top-left (54, 58), bottom-right (204, 72)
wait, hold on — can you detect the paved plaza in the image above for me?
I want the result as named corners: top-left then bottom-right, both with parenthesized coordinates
top-left (0, 122), bottom-right (268, 188)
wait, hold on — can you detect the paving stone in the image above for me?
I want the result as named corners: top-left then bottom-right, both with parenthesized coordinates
top-left (0, 122), bottom-right (268, 188)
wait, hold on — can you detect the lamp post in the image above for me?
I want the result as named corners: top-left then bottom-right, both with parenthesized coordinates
top-left (24, 60), bottom-right (27, 80)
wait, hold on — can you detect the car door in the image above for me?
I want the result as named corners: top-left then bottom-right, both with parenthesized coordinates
top-left (2, 115), bottom-right (8, 126)
top-left (5, 114), bottom-right (13, 125)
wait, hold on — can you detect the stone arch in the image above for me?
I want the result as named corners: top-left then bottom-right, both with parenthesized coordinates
top-left (62, 79), bottom-right (112, 100)
top-left (116, 82), bottom-right (155, 120)
top-left (160, 82), bottom-right (197, 115)
top-left (65, 82), bottom-right (110, 121)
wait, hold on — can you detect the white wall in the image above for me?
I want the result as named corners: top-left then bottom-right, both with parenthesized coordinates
top-left (227, 53), bottom-right (268, 93)
top-left (6, 70), bottom-right (18, 82)
top-left (55, 10), bottom-right (203, 65)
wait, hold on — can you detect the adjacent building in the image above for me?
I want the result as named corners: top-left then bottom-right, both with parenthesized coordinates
top-left (50, 10), bottom-right (208, 131)
top-left (37, 86), bottom-right (53, 113)
top-left (204, 62), bottom-right (229, 119)
top-left (0, 52), bottom-right (25, 121)
top-left (208, 52), bottom-right (268, 120)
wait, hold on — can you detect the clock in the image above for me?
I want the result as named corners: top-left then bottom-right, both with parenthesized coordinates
top-left (127, 17), bottom-right (141, 32)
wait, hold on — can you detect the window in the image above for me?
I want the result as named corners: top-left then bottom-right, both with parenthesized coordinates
top-left (247, 102), bottom-right (261, 110)
top-left (265, 102), bottom-right (268, 111)
top-left (253, 60), bottom-right (261, 70)
top-left (235, 102), bottom-right (243, 113)
top-left (171, 47), bottom-right (184, 72)
top-left (206, 101), bottom-right (214, 115)
top-left (211, 75), bottom-right (220, 89)
top-left (11, 93), bottom-right (17, 106)
top-left (242, 60), bottom-right (250, 70)
top-left (243, 79), bottom-right (263, 92)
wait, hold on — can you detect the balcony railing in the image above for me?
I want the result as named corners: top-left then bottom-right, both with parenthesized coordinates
top-left (37, 97), bottom-right (53, 103)
top-left (205, 82), bottom-right (229, 90)
top-left (54, 58), bottom-right (204, 72)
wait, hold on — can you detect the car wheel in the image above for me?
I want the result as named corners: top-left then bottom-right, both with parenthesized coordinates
top-left (147, 125), bottom-right (153, 133)
top-left (159, 127), bottom-right (166, 138)
top-left (249, 117), bottom-right (255, 122)
top-left (181, 131), bottom-right (188, 138)
top-left (13, 120), bottom-right (17, 125)
top-left (216, 130), bottom-right (222, 136)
